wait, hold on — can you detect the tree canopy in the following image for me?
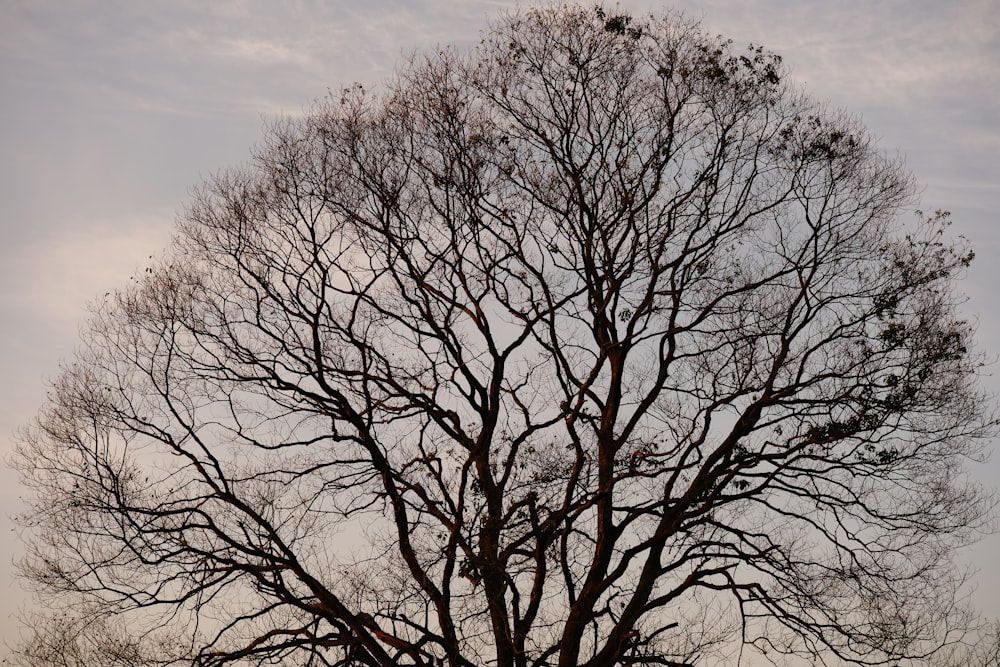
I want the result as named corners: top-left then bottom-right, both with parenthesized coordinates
top-left (13, 5), bottom-right (994, 666)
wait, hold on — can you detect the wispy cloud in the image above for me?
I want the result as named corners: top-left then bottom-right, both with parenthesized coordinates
top-left (214, 37), bottom-right (314, 65)
top-left (0, 211), bottom-right (175, 329)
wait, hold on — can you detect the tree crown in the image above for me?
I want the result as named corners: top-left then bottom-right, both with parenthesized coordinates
top-left (13, 5), bottom-right (994, 667)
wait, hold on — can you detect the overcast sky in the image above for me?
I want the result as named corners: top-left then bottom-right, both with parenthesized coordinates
top-left (1, 0), bottom-right (998, 656)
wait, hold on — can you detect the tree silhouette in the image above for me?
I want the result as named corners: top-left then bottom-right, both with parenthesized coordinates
top-left (13, 5), bottom-right (993, 666)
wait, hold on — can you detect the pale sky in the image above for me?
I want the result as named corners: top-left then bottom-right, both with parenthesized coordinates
top-left (1, 0), bottom-right (998, 658)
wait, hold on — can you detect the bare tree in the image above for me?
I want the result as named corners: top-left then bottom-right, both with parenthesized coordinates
top-left (6, 609), bottom-right (172, 667)
top-left (13, 5), bottom-right (994, 666)
top-left (917, 620), bottom-right (1000, 667)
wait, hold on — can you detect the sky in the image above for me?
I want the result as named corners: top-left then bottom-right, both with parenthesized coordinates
top-left (1, 0), bottom-right (998, 658)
